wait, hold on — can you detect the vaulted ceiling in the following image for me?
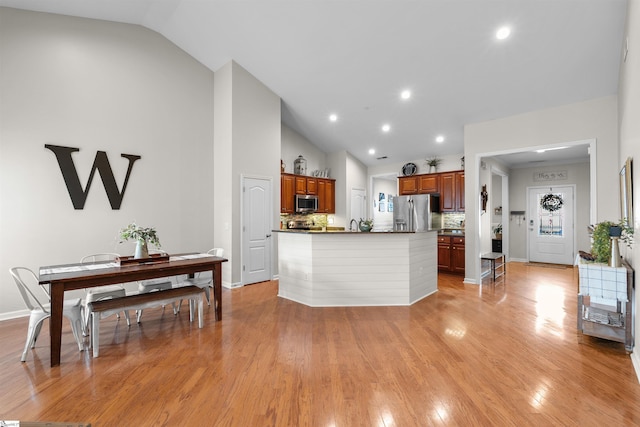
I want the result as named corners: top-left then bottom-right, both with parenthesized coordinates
top-left (0, 0), bottom-right (628, 167)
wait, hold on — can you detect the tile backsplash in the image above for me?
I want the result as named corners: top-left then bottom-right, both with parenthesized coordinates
top-left (443, 213), bottom-right (465, 229)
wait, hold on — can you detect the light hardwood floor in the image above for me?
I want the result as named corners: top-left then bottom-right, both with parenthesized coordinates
top-left (1, 262), bottom-right (640, 426)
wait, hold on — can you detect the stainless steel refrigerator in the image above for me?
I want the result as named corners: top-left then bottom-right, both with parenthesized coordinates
top-left (392, 194), bottom-right (441, 231)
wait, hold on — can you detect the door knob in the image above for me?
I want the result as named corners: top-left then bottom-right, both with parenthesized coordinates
top-left (266, 234), bottom-right (272, 238)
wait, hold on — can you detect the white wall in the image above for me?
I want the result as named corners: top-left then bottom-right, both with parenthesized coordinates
top-left (465, 96), bottom-right (619, 283)
top-left (367, 153), bottom-right (465, 180)
top-left (618, 0), bottom-right (640, 373)
top-left (346, 152), bottom-right (368, 224)
top-left (0, 8), bottom-right (216, 317)
top-left (281, 124), bottom-right (327, 175)
top-left (507, 162), bottom-right (591, 260)
top-left (216, 61), bottom-right (281, 286)
top-left (372, 178), bottom-right (396, 231)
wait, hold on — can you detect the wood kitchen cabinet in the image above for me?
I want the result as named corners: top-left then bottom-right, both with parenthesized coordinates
top-left (317, 178), bottom-right (335, 213)
top-left (440, 171), bottom-right (464, 212)
top-left (419, 174), bottom-right (440, 193)
top-left (295, 176), bottom-right (307, 194)
top-left (281, 174), bottom-right (295, 213)
top-left (398, 176), bottom-right (419, 195)
top-left (398, 171), bottom-right (462, 212)
top-left (281, 173), bottom-right (335, 214)
top-left (438, 235), bottom-right (465, 274)
top-left (399, 174), bottom-right (439, 195)
top-left (306, 178), bottom-right (317, 195)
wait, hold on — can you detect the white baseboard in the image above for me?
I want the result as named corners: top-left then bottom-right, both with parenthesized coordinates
top-left (226, 281), bottom-right (242, 289)
top-left (0, 309), bottom-right (29, 322)
top-left (631, 351), bottom-right (640, 384)
top-left (509, 258), bottom-right (528, 263)
top-left (463, 277), bottom-right (477, 284)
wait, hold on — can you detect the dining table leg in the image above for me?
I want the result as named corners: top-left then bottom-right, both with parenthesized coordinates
top-left (213, 263), bottom-right (222, 321)
top-left (49, 283), bottom-right (64, 367)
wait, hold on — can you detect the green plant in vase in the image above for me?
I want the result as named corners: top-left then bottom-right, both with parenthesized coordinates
top-left (589, 219), bottom-right (633, 264)
top-left (359, 218), bottom-right (374, 232)
top-left (119, 222), bottom-right (161, 258)
top-left (425, 156), bottom-right (442, 173)
top-left (493, 223), bottom-right (503, 239)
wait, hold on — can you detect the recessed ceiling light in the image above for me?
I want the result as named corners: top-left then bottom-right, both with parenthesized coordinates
top-left (368, 148), bottom-right (376, 155)
top-left (496, 26), bottom-right (511, 40)
top-left (401, 90), bottom-right (411, 100)
top-left (382, 124), bottom-right (391, 132)
top-left (435, 135), bottom-right (445, 143)
top-left (329, 114), bottom-right (338, 122)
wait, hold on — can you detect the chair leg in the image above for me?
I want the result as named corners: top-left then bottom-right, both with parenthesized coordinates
top-left (65, 307), bottom-right (85, 352)
top-left (22, 311), bottom-right (49, 362)
top-left (204, 286), bottom-right (211, 305)
top-left (123, 310), bottom-right (131, 326)
top-left (189, 299), bottom-right (195, 322)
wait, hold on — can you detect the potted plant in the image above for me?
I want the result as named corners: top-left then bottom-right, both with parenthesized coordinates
top-left (425, 156), bottom-right (442, 173)
top-left (119, 222), bottom-right (161, 259)
top-left (589, 219), bottom-right (633, 264)
top-left (358, 218), bottom-right (374, 232)
top-left (493, 223), bottom-right (502, 240)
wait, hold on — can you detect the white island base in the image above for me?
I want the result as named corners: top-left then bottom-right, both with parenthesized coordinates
top-left (276, 230), bottom-right (438, 307)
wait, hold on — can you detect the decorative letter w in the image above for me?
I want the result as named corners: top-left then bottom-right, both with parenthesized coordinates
top-left (45, 144), bottom-right (141, 210)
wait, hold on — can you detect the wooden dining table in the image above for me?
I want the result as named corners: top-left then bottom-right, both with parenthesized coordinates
top-left (39, 253), bottom-right (227, 367)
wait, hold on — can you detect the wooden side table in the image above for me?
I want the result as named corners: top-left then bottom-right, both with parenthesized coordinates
top-left (481, 252), bottom-right (506, 281)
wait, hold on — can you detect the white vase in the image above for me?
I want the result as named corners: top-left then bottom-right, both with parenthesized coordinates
top-left (134, 239), bottom-right (149, 259)
top-left (429, 165), bottom-right (436, 173)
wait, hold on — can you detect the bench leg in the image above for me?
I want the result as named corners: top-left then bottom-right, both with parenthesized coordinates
top-left (198, 297), bottom-right (203, 328)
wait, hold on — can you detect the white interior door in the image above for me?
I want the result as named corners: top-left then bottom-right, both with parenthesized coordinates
top-left (528, 186), bottom-right (574, 264)
top-left (242, 177), bottom-right (272, 285)
top-left (350, 188), bottom-right (366, 225)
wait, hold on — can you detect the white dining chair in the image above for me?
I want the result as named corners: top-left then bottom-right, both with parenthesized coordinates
top-left (175, 248), bottom-right (224, 306)
top-left (135, 249), bottom-right (177, 323)
top-left (81, 253), bottom-right (131, 334)
top-left (10, 267), bottom-right (84, 362)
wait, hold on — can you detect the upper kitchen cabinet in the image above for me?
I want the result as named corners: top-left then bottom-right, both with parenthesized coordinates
top-left (399, 174), bottom-right (439, 195)
top-left (281, 174), bottom-right (295, 213)
top-left (440, 171), bottom-right (465, 212)
top-left (455, 171), bottom-right (465, 211)
top-left (295, 176), bottom-right (307, 194)
top-left (398, 176), bottom-right (419, 195)
top-left (306, 178), bottom-right (317, 195)
top-left (281, 173), bottom-right (335, 214)
top-left (317, 178), bottom-right (335, 213)
top-left (418, 174), bottom-right (440, 193)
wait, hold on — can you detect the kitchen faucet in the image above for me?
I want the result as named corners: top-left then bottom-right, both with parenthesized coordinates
top-left (349, 218), bottom-right (358, 232)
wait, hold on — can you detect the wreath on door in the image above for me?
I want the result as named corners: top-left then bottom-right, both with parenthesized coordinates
top-left (540, 193), bottom-right (563, 212)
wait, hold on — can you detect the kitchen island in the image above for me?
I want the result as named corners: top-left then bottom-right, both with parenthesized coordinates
top-left (275, 229), bottom-right (438, 307)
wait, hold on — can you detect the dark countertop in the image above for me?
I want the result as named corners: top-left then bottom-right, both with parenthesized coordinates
top-left (438, 230), bottom-right (465, 237)
top-left (273, 229), bottom-right (430, 234)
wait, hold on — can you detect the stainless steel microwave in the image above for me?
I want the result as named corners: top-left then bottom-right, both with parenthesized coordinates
top-left (295, 194), bottom-right (318, 213)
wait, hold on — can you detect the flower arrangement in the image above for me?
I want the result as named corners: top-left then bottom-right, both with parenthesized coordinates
top-left (119, 222), bottom-right (161, 247)
top-left (493, 223), bottom-right (503, 237)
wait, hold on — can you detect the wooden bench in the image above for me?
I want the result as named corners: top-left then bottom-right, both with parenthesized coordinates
top-left (88, 285), bottom-right (204, 357)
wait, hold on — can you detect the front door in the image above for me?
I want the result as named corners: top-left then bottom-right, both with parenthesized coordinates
top-left (242, 177), bottom-right (272, 285)
top-left (528, 185), bottom-right (575, 265)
